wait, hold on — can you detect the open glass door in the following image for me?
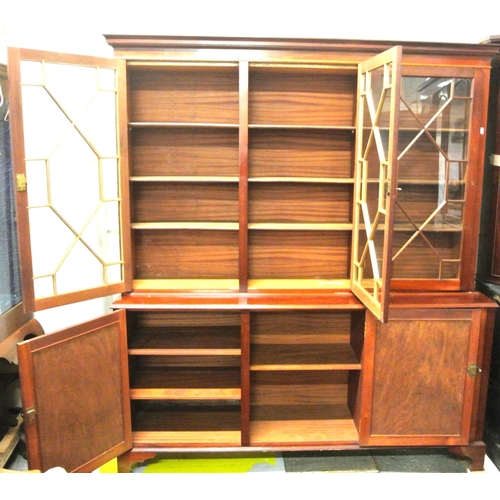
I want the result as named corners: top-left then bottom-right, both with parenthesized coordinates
top-left (7, 48), bottom-right (131, 312)
top-left (351, 47), bottom-right (402, 322)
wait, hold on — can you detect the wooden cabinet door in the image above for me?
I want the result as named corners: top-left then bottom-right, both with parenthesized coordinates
top-left (360, 308), bottom-right (482, 446)
top-left (351, 46), bottom-right (402, 322)
top-left (17, 310), bottom-right (132, 472)
top-left (7, 48), bottom-right (132, 313)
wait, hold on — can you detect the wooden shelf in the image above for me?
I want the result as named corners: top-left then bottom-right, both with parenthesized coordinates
top-left (250, 420), bottom-right (358, 446)
top-left (133, 430), bottom-right (241, 446)
top-left (248, 223), bottom-right (352, 231)
top-left (130, 176), bottom-right (239, 183)
top-left (130, 388), bottom-right (241, 400)
top-left (127, 61), bottom-right (239, 69)
top-left (249, 124), bottom-right (355, 131)
top-left (129, 122), bottom-right (239, 128)
top-left (131, 222), bottom-right (239, 230)
top-left (249, 177), bottom-right (354, 184)
top-left (251, 344), bottom-right (360, 370)
top-left (129, 349), bottom-right (241, 356)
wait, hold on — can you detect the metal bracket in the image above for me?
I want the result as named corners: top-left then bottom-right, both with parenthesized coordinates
top-left (24, 406), bottom-right (37, 425)
top-left (16, 173), bottom-right (27, 192)
top-left (467, 364), bottom-right (482, 377)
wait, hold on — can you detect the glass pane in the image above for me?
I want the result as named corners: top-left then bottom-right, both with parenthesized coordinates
top-left (21, 85), bottom-right (71, 159)
top-left (29, 207), bottom-right (76, 278)
top-left (44, 63), bottom-right (98, 120)
top-left (19, 60), bottom-right (44, 85)
top-left (56, 240), bottom-right (105, 294)
top-left (49, 127), bottom-right (101, 232)
top-left (81, 201), bottom-right (122, 265)
top-left (78, 91), bottom-right (118, 157)
top-left (101, 158), bottom-right (119, 200)
top-left (97, 68), bottom-right (116, 91)
top-left (19, 57), bottom-right (124, 300)
top-left (26, 160), bottom-right (49, 206)
top-left (394, 76), bottom-right (472, 279)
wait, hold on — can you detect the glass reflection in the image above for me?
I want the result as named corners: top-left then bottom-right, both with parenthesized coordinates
top-left (393, 77), bottom-right (472, 279)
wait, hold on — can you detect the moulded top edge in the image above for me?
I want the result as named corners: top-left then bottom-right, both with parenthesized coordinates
top-left (103, 34), bottom-right (500, 57)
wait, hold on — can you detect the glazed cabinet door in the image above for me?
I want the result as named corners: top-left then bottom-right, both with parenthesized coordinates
top-left (351, 46), bottom-right (402, 322)
top-left (17, 310), bottom-right (132, 472)
top-left (360, 307), bottom-right (484, 446)
top-left (7, 48), bottom-right (131, 312)
top-left (390, 66), bottom-right (490, 292)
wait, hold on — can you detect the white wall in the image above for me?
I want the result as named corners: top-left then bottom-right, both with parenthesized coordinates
top-left (1, 0), bottom-right (500, 63)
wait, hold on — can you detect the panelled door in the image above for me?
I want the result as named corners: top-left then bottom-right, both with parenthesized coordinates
top-left (17, 310), bottom-right (132, 472)
top-left (359, 307), bottom-right (483, 446)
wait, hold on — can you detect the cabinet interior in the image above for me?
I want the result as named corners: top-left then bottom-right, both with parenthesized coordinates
top-left (126, 308), bottom-right (364, 446)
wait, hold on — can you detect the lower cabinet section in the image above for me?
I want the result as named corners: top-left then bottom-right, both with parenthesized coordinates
top-left (118, 292), bottom-right (495, 457)
top-left (16, 292), bottom-right (495, 472)
top-left (123, 305), bottom-right (365, 449)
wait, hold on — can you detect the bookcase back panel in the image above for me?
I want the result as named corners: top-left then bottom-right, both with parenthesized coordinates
top-left (251, 371), bottom-right (349, 406)
top-left (128, 67), bottom-right (239, 123)
top-left (391, 232), bottom-right (462, 279)
top-left (249, 183), bottom-right (352, 224)
top-left (129, 311), bottom-right (241, 328)
top-left (132, 183), bottom-right (239, 223)
top-left (130, 365), bottom-right (241, 387)
top-left (131, 128), bottom-right (239, 177)
top-left (131, 400), bottom-right (241, 432)
top-left (248, 129), bottom-right (354, 178)
top-left (133, 229), bottom-right (239, 279)
top-left (250, 311), bottom-right (352, 338)
top-left (131, 356), bottom-right (240, 369)
top-left (249, 69), bottom-right (356, 126)
top-left (248, 230), bottom-right (350, 279)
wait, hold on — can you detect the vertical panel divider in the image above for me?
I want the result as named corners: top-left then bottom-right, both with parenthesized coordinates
top-left (117, 59), bottom-right (133, 291)
top-left (239, 61), bottom-right (249, 292)
top-left (240, 310), bottom-right (251, 446)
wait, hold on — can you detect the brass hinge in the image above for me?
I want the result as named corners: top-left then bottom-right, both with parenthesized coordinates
top-left (16, 173), bottom-right (27, 192)
top-left (24, 406), bottom-right (37, 425)
top-left (467, 364), bottom-right (482, 378)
